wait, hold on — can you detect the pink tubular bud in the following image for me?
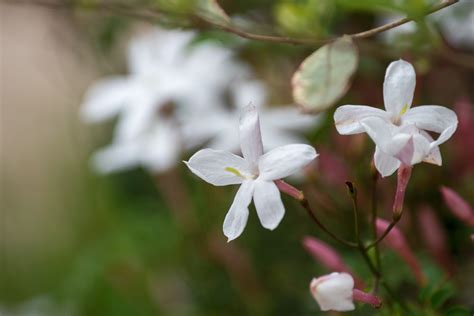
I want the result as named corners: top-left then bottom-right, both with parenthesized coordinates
top-left (376, 218), bottom-right (424, 285)
top-left (440, 186), bottom-right (474, 227)
top-left (352, 289), bottom-right (382, 308)
top-left (302, 236), bottom-right (364, 288)
top-left (418, 205), bottom-right (453, 274)
top-left (275, 180), bottom-right (304, 201)
top-left (393, 165), bottom-right (412, 217)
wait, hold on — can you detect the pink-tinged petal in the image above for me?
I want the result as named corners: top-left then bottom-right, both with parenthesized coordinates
top-left (420, 131), bottom-right (442, 166)
top-left (258, 144), bottom-right (317, 181)
top-left (383, 59), bottom-right (416, 115)
top-left (184, 149), bottom-right (250, 186)
top-left (352, 289), bottom-right (382, 308)
top-left (376, 218), bottom-right (424, 284)
top-left (402, 105), bottom-right (458, 146)
top-left (440, 186), bottom-right (474, 227)
top-left (418, 205), bottom-right (454, 274)
top-left (223, 181), bottom-right (254, 241)
top-left (239, 105), bottom-right (264, 171)
top-left (334, 105), bottom-right (391, 135)
top-left (395, 133), bottom-right (431, 166)
top-left (80, 77), bottom-right (131, 122)
top-left (310, 272), bottom-right (355, 312)
top-left (253, 180), bottom-right (285, 230)
top-left (374, 146), bottom-right (401, 177)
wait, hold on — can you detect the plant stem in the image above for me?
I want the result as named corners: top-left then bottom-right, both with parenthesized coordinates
top-left (370, 164), bottom-right (381, 292)
top-left (10, 0), bottom-right (460, 46)
top-left (300, 198), bottom-right (358, 248)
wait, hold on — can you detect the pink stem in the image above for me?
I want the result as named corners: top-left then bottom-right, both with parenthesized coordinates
top-left (393, 165), bottom-right (412, 217)
top-left (352, 289), bottom-right (382, 308)
top-left (275, 180), bottom-right (304, 201)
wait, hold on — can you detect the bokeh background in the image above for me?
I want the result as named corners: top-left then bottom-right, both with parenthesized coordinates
top-left (1, 0), bottom-right (473, 315)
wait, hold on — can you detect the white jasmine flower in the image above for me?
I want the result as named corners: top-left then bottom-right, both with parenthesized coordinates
top-left (80, 27), bottom-right (246, 173)
top-left (182, 80), bottom-right (320, 153)
top-left (334, 59), bottom-right (457, 177)
top-left (185, 105), bottom-right (317, 241)
top-left (310, 272), bottom-right (355, 312)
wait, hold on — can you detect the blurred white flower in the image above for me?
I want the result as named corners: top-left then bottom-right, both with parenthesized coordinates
top-left (185, 105), bottom-right (317, 241)
top-left (182, 80), bottom-right (320, 153)
top-left (310, 272), bottom-right (355, 312)
top-left (334, 60), bottom-right (457, 177)
top-left (80, 28), bottom-right (247, 173)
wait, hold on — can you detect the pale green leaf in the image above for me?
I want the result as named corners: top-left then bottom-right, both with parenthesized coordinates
top-left (195, 0), bottom-right (230, 26)
top-left (292, 37), bottom-right (358, 113)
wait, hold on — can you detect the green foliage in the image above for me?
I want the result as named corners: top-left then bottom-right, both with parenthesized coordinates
top-left (292, 37), bottom-right (359, 113)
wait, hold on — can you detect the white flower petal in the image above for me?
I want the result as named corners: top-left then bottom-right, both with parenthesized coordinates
top-left (310, 272), bottom-right (355, 312)
top-left (360, 117), bottom-right (411, 157)
top-left (223, 181), bottom-right (254, 241)
top-left (239, 105), bottom-right (264, 170)
top-left (420, 130), bottom-right (442, 165)
top-left (113, 97), bottom-right (157, 142)
top-left (383, 60), bottom-right (416, 115)
top-left (396, 132), bottom-right (431, 166)
top-left (402, 105), bottom-right (458, 147)
top-left (80, 77), bottom-right (131, 122)
top-left (258, 144), bottom-right (317, 181)
top-left (253, 180), bottom-right (285, 230)
top-left (185, 149), bottom-right (250, 186)
top-left (374, 147), bottom-right (401, 177)
top-left (232, 80), bottom-right (267, 108)
top-left (334, 105), bottom-right (391, 134)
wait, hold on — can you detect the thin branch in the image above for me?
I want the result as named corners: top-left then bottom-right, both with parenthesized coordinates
top-left (7, 0), bottom-right (460, 46)
top-left (300, 198), bottom-right (358, 248)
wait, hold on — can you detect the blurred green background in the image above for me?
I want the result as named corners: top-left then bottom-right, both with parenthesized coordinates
top-left (1, 0), bottom-right (473, 315)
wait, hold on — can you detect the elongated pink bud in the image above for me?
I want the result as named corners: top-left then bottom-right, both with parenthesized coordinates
top-left (440, 186), bottom-right (474, 227)
top-left (275, 180), bottom-right (304, 201)
top-left (376, 218), bottom-right (424, 285)
top-left (302, 236), bottom-right (364, 288)
top-left (418, 205), bottom-right (453, 274)
top-left (352, 289), bottom-right (382, 308)
top-left (393, 165), bottom-right (412, 217)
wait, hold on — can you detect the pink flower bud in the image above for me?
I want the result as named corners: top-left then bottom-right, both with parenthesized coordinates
top-left (275, 180), bottom-right (304, 201)
top-left (310, 273), bottom-right (355, 312)
top-left (302, 236), bottom-right (364, 288)
top-left (309, 273), bottom-right (381, 312)
top-left (418, 205), bottom-right (453, 274)
top-left (376, 218), bottom-right (424, 284)
top-left (440, 186), bottom-right (474, 227)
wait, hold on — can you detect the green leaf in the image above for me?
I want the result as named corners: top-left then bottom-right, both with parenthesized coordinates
top-left (195, 0), bottom-right (230, 26)
top-left (292, 37), bottom-right (358, 113)
top-left (445, 306), bottom-right (471, 316)
top-left (430, 285), bottom-right (456, 309)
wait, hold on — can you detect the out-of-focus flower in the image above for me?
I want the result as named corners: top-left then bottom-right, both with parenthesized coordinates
top-left (418, 205), bottom-right (454, 274)
top-left (80, 28), bottom-right (246, 173)
top-left (0, 296), bottom-right (74, 316)
top-left (310, 272), bottom-right (355, 311)
top-left (185, 105), bottom-right (317, 241)
top-left (376, 218), bottom-right (424, 284)
top-left (302, 236), bottom-right (364, 288)
top-left (440, 186), bottom-right (474, 227)
top-left (334, 60), bottom-right (458, 177)
top-left (182, 80), bottom-right (320, 153)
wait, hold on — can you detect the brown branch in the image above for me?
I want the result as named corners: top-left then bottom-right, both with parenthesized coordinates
top-left (6, 0), bottom-right (460, 46)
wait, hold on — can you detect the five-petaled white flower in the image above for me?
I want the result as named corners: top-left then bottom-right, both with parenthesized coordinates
top-left (334, 59), bottom-right (458, 177)
top-left (185, 105), bottom-right (317, 241)
top-left (310, 272), bottom-right (355, 312)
